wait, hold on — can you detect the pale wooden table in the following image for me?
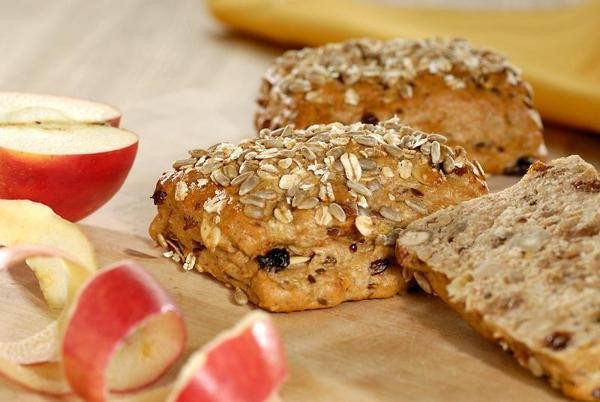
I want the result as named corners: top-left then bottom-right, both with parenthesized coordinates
top-left (0, 1), bottom-right (598, 401)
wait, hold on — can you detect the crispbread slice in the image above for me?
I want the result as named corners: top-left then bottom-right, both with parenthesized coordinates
top-left (396, 155), bottom-right (600, 401)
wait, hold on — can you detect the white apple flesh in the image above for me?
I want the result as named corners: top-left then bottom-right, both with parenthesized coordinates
top-left (0, 92), bottom-right (121, 126)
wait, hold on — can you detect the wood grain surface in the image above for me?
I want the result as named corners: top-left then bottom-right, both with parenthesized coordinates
top-left (0, 0), bottom-right (598, 400)
top-left (0, 225), bottom-right (570, 401)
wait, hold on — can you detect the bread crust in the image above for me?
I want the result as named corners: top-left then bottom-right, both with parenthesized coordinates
top-left (256, 38), bottom-right (547, 175)
top-left (397, 156), bottom-right (600, 400)
top-left (149, 118), bottom-right (488, 312)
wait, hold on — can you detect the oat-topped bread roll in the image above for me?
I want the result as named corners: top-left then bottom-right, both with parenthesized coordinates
top-left (396, 155), bottom-right (600, 401)
top-left (256, 37), bottom-right (547, 175)
top-left (149, 118), bottom-right (488, 312)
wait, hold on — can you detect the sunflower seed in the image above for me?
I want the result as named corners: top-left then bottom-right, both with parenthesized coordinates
top-left (255, 149), bottom-right (280, 160)
top-left (315, 205), bottom-right (333, 226)
top-left (413, 272), bottom-right (432, 294)
top-left (239, 160), bottom-right (259, 174)
top-left (183, 253), bottom-right (196, 271)
top-left (347, 180), bottom-right (372, 197)
top-left (274, 206), bottom-right (294, 223)
top-left (296, 196), bottom-right (319, 210)
top-left (344, 88), bottom-right (360, 105)
top-left (279, 174), bottom-right (301, 190)
top-left (259, 163), bottom-right (279, 174)
top-left (288, 79), bottom-right (311, 93)
top-left (278, 157), bottom-right (293, 169)
top-left (254, 190), bottom-right (277, 200)
top-left (210, 168), bottom-right (230, 186)
top-left (383, 144), bottom-right (403, 158)
top-left (243, 204), bottom-right (264, 219)
top-left (381, 166), bottom-right (394, 178)
top-left (367, 179), bottom-right (381, 192)
top-left (330, 137), bottom-right (350, 146)
top-left (256, 170), bottom-right (277, 180)
top-left (156, 233), bottom-right (168, 248)
top-left (354, 135), bottom-right (378, 147)
top-left (328, 203), bottom-right (346, 222)
top-left (380, 207), bottom-right (403, 222)
top-left (199, 160), bottom-right (223, 175)
top-left (442, 155), bottom-right (456, 173)
top-left (400, 84), bottom-right (413, 99)
top-left (240, 195), bottom-right (266, 208)
top-left (399, 230), bottom-right (430, 246)
top-left (200, 220), bottom-right (221, 250)
top-left (340, 153), bottom-right (361, 181)
top-left (239, 173), bottom-right (259, 195)
top-left (204, 196), bottom-right (226, 214)
top-left (359, 158), bottom-right (377, 170)
top-left (405, 199), bottom-right (428, 215)
top-left (189, 148), bottom-right (208, 158)
top-left (223, 163), bottom-right (239, 179)
top-left (355, 215), bottom-right (374, 237)
top-left (427, 133), bottom-right (447, 143)
top-left (402, 266), bottom-right (413, 282)
top-left (174, 181), bottom-right (189, 201)
top-left (173, 158), bottom-right (197, 170)
top-left (289, 255), bottom-right (312, 265)
top-left (233, 287), bottom-right (248, 305)
top-left (357, 196), bottom-right (369, 209)
top-left (397, 160), bottom-right (413, 179)
top-left (431, 141), bottom-right (441, 164)
top-left (475, 160), bottom-right (486, 177)
top-left (528, 109), bottom-right (543, 129)
top-left (231, 171), bottom-right (252, 186)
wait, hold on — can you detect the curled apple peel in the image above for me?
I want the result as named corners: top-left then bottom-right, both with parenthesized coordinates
top-left (169, 311), bottom-right (287, 402)
top-left (0, 201), bottom-right (287, 401)
top-left (62, 260), bottom-right (186, 401)
top-left (0, 200), bottom-right (97, 311)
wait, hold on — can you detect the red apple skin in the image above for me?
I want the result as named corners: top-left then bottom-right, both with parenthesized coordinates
top-left (62, 261), bottom-right (186, 402)
top-left (175, 314), bottom-right (287, 402)
top-left (0, 141), bottom-right (137, 222)
top-left (108, 116), bottom-right (121, 127)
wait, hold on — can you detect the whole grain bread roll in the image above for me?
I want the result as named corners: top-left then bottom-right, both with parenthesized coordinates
top-left (256, 37), bottom-right (547, 175)
top-left (149, 118), bottom-right (487, 312)
top-left (396, 155), bottom-right (600, 401)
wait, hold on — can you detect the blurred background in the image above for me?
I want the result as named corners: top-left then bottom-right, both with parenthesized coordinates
top-left (0, 0), bottom-right (597, 234)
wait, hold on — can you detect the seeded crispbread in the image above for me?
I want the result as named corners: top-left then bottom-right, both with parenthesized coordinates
top-left (256, 37), bottom-right (547, 175)
top-left (396, 155), bottom-right (600, 401)
top-left (149, 118), bottom-right (488, 312)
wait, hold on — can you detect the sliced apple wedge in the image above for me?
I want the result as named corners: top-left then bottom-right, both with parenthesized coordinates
top-left (0, 124), bottom-right (138, 221)
top-left (0, 92), bottom-right (121, 126)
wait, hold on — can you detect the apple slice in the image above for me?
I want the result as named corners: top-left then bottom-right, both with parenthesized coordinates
top-left (0, 92), bottom-right (121, 126)
top-left (169, 311), bottom-right (287, 402)
top-left (0, 124), bottom-right (138, 221)
top-left (62, 260), bottom-right (186, 401)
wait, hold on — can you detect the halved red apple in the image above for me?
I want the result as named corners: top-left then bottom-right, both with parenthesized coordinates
top-left (0, 124), bottom-right (138, 221)
top-left (0, 92), bottom-right (121, 126)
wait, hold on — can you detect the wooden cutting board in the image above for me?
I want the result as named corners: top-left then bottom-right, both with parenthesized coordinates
top-left (0, 224), bottom-right (568, 401)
